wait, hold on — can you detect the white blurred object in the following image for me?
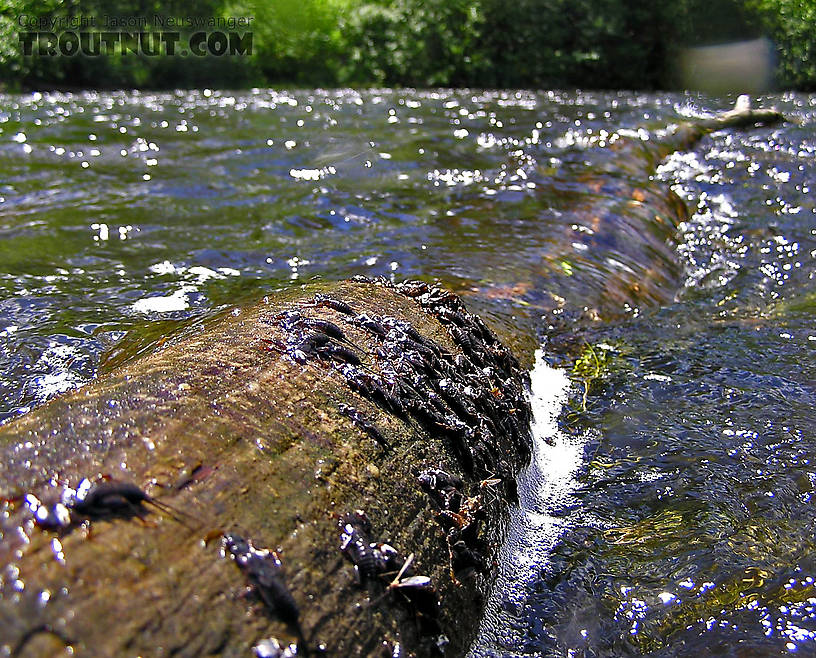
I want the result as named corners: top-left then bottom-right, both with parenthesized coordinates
top-left (733, 94), bottom-right (751, 112)
top-left (680, 38), bottom-right (774, 93)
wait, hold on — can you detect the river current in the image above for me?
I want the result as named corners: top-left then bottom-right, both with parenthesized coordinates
top-left (1, 89), bottom-right (814, 656)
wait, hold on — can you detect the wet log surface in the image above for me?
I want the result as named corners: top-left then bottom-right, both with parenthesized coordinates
top-left (0, 279), bottom-right (531, 657)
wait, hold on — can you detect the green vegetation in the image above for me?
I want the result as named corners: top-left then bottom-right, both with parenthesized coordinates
top-left (746, 0), bottom-right (816, 89)
top-left (1, 0), bottom-right (259, 88)
top-left (0, 0), bottom-right (814, 90)
top-left (571, 342), bottom-right (611, 411)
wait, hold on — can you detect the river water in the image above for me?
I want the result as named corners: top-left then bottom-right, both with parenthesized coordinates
top-left (1, 89), bottom-right (814, 656)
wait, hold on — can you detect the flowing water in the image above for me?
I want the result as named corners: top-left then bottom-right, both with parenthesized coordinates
top-left (1, 89), bottom-right (814, 656)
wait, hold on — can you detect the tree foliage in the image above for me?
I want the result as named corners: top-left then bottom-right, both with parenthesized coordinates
top-left (1, 0), bottom-right (258, 89)
top-left (0, 0), bottom-right (814, 90)
top-left (228, 0), bottom-right (351, 85)
top-left (745, 0), bottom-right (816, 89)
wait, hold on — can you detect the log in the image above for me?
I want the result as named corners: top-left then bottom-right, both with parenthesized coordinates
top-left (0, 279), bottom-right (531, 657)
top-left (519, 99), bottom-right (785, 321)
top-left (648, 97), bottom-right (785, 164)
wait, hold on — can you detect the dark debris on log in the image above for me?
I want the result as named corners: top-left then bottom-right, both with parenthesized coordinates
top-left (265, 278), bottom-right (532, 502)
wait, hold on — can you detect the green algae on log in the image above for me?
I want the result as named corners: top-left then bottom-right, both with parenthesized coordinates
top-left (0, 279), bottom-right (532, 657)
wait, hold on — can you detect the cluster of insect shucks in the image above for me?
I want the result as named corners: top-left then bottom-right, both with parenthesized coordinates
top-left (265, 278), bottom-right (533, 490)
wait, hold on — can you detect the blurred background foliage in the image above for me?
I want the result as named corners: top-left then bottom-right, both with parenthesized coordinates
top-left (0, 0), bottom-right (813, 90)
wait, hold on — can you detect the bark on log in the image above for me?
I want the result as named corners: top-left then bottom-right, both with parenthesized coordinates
top-left (0, 279), bottom-right (531, 658)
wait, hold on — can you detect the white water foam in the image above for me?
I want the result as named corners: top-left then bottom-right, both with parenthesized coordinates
top-left (470, 349), bottom-right (585, 656)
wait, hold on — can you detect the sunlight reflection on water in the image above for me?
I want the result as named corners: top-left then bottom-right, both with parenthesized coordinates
top-left (2, 89), bottom-right (815, 656)
top-left (471, 351), bottom-right (580, 657)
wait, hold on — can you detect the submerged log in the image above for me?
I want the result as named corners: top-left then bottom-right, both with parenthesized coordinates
top-left (0, 279), bottom-right (531, 657)
top-left (519, 98), bottom-right (785, 320)
top-left (651, 96), bottom-right (785, 163)
top-left (605, 96), bottom-right (785, 177)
